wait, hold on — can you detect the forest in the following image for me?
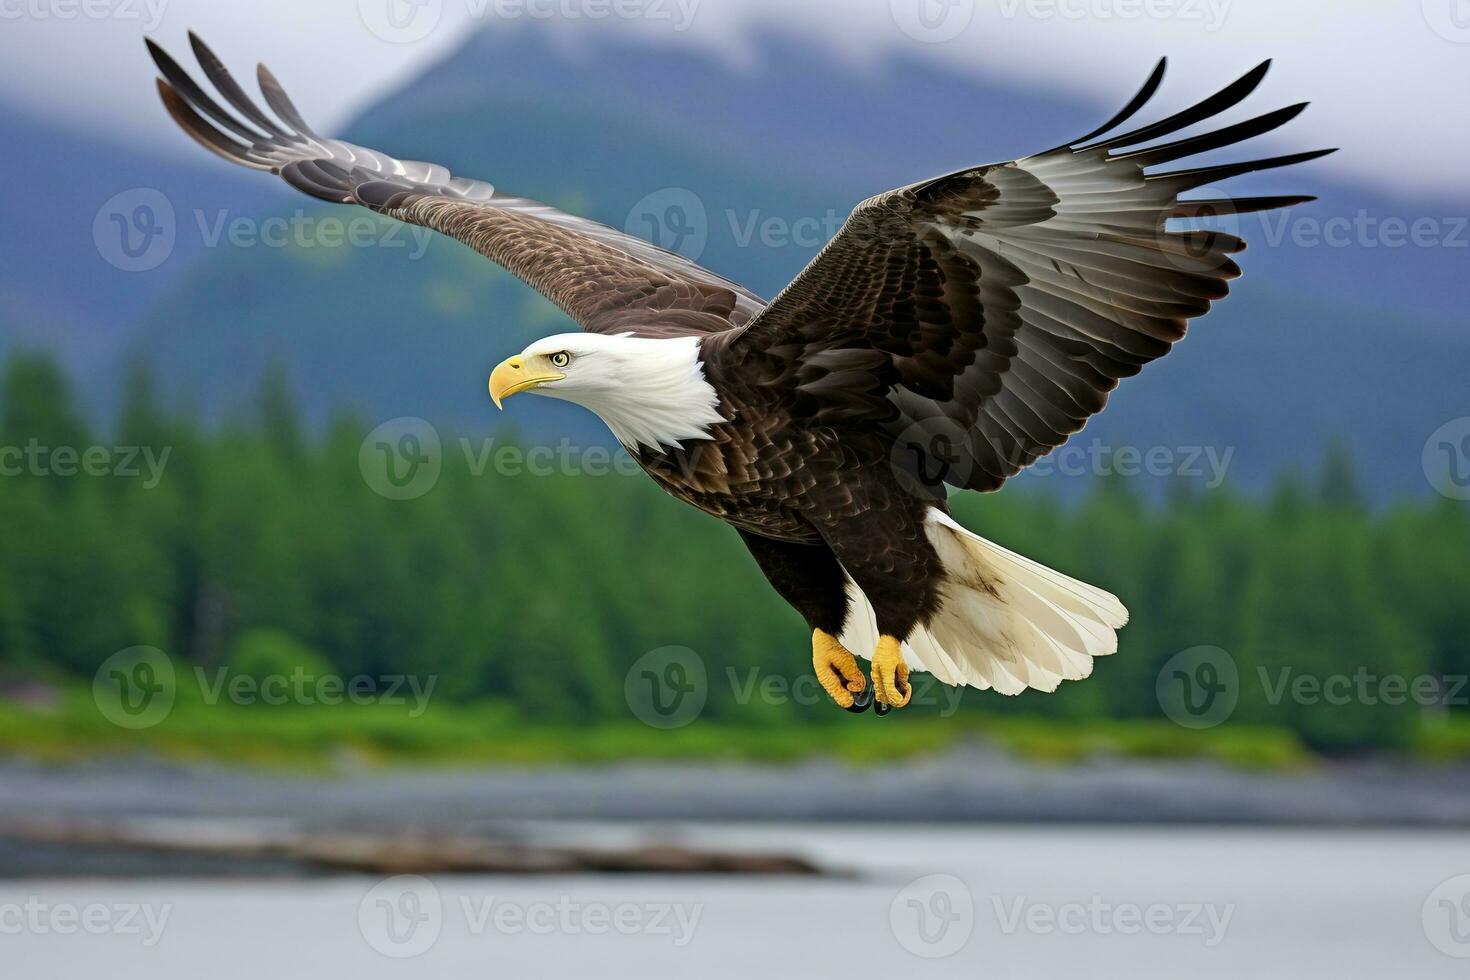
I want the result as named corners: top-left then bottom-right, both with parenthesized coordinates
top-left (1, 350), bottom-right (1467, 763)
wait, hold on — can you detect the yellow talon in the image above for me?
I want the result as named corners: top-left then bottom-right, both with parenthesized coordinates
top-left (871, 635), bottom-right (911, 709)
top-left (812, 629), bottom-right (867, 709)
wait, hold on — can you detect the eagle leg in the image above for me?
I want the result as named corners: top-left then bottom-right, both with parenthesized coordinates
top-left (812, 629), bottom-right (870, 713)
top-left (871, 635), bottom-right (912, 712)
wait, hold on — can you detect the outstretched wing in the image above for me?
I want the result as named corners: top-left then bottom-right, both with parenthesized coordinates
top-left (146, 33), bottom-right (764, 337)
top-left (721, 59), bottom-right (1333, 492)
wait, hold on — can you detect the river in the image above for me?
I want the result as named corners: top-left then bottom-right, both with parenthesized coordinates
top-left (5, 823), bottom-right (1467, 977)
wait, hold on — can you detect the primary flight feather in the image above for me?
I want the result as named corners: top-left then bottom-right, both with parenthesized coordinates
top-left (146, 33), bottom-right (1331, 713)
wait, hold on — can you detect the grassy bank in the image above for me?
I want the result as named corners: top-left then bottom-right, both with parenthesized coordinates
top-left (0, 683), bottom-right (1327, 772)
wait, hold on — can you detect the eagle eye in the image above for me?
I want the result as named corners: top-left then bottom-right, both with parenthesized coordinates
top-left (549, 351), bottom-right (571, 368)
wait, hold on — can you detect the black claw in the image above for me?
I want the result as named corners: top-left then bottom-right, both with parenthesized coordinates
top-left (845, 684), bottom-right (873, 714)
top-left (874, 699), bottom-right (891, 717)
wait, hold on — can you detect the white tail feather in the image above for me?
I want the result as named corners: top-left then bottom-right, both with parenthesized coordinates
top-left (838, 508), bottom-right (1128, 695)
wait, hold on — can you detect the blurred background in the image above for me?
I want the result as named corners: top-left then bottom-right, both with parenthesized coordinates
top-left (3, 0), bottom-right (1470, 976)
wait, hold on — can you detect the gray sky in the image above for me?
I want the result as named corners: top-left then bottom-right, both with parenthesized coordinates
top-left (2, 0), bottom-right (1462, 198)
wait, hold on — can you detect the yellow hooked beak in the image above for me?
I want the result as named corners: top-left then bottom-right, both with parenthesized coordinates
top-left (488, 355), bottom-right (565, 409)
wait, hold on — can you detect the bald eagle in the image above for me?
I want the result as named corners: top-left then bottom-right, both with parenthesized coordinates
top-left (147, 36), bottom-right (1330, 714)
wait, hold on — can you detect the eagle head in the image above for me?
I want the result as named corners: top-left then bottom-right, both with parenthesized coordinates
top-left (488, 332), bottom-right (725, 452)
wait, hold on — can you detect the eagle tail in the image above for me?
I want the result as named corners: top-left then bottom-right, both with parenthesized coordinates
top-left (840, 509), bottom-right (1128, 695)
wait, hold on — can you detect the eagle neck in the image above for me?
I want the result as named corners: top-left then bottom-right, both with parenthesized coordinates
top-left (571, 335), bottom-right (725, 453)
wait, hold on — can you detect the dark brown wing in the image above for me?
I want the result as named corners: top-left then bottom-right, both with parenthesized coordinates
top-left (146, 34), bottom-right (764, 338)
top-left (719, 59), bottom-right (1333, 491)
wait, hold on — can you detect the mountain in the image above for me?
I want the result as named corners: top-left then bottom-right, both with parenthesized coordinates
top-left (5, 24), bottom-right (1463, 499)
top-left (0, 101), bottom-right (280, 374)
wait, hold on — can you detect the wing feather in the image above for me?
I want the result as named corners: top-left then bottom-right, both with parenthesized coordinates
top-left (723, 60), bottom-right (1331, 490)
top-left (146, 36), bottom-right (765, 337)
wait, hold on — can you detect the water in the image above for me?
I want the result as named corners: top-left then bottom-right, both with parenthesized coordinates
top-left (5, 824), bottom-right (1466, 977)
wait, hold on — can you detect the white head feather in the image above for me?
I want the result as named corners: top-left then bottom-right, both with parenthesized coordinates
top-left (514, 332), bottom-right (725, 452)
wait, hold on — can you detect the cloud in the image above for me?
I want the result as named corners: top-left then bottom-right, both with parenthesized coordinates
top-left (1, 0), bottom-right (1464, 198)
